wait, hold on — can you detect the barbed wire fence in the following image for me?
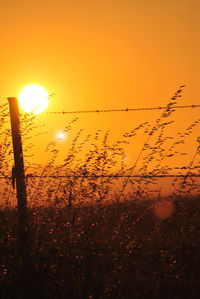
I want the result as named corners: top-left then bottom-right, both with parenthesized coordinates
top-left (1, 96), bottom-right (200, 206)
top-left (36, 104), bottom-right (200, 114)
top-left (0, 174), bottom-right (200, 180)
top-left (1, 103), bottom-right (200, 117)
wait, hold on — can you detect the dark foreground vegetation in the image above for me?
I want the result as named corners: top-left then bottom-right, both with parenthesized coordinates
top-left (1, 197), bottom-right (200, 299)
top-left (1, 87), bottom-right (200, 298)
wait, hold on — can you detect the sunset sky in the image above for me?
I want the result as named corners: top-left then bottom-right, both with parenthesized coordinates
top-left (0, 0), bottom-right (200, 169)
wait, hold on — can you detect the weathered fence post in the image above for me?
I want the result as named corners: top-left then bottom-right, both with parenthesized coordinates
top-left (8, 97), bottom-right (30, 297)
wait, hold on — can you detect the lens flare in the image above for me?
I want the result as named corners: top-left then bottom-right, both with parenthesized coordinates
top-left (57, 131), bottom-right (65, 141)
top-left (153, 200), bottom-right (175, 220)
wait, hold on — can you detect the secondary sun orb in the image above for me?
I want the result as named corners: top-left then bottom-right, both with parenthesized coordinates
top-left (57, 131), bottom-right (65, 141)
top-left (19, 84), bottom-right (49, 114)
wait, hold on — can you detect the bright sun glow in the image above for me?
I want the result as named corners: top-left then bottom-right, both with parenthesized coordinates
top-left (19, 84), bottom-right (49, 114)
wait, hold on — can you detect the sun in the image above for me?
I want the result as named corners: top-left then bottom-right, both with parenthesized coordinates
top-left (19, 84), bottom-right (49, 114)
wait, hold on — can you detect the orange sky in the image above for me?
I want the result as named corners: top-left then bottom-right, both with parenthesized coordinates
top-left (0, 0), bottom-right (200, 173)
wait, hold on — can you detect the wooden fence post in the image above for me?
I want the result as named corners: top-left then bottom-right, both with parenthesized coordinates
top-left (8, 97), bottom-right (30, 297)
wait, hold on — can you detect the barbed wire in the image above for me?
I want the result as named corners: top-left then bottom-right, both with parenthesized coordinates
top-left (43, 104), bottom-right (200, 115)
top-left (28, 174), bottom-right (200, 178)
top-left (1, 104), bottom-right (199, 117)
top-left (1, 174), bottom-right (200, 180)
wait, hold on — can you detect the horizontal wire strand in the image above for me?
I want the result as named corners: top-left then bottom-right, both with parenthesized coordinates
top-left (1, 174), bottom-right (200, 179)
top-left (44, 104), bottom-right (200, 115)
top-left (1, 104), bottom-right (200, 117)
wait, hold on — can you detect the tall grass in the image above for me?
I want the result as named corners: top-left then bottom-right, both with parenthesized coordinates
top-left (1, 85), bottom-right (200, 208)
top-left (17, 85), bottom-right (200, 207)
top-left (0, 87), bottom-right (200, 298)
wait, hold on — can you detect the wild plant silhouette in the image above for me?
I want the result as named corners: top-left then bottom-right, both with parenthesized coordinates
top-left (0, 87), bottom-right (200, 298)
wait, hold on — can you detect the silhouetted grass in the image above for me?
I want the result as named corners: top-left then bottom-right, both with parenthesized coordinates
top-left (1, 87), bottom-right (200, 298)
top-left (0, 197), bottom-right (200, 298)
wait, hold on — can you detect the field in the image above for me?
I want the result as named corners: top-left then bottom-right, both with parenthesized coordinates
top-left (1, 197), bottom-right (200, 299)
top-left (1, 87), bottom-right (200, 298)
